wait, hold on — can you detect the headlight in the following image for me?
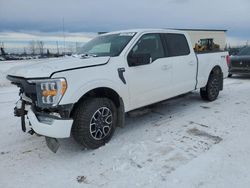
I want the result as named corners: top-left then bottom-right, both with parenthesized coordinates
top-left (28, 78), bottom-right (67, 107)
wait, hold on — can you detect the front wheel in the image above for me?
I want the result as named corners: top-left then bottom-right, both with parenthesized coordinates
top-left (200, 68), bottom-right (222, 101)
top-left (72, 98), bottom-right (117, 149)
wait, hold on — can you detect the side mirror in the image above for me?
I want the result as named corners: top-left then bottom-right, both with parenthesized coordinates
top-left (127, 52), bottom-right (152, 67)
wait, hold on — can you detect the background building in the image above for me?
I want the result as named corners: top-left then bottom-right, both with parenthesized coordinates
top-left (179, 29), bottom-right (227, 50)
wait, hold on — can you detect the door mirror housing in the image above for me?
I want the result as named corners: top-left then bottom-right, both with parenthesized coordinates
top-left (127, 52), bottom-right (152, 67)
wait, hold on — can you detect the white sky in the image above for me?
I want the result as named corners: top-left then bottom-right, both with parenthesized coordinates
top-left (0, 0), bottom-right (249, 37)
top-left (0, 0), bottom-right (249, 51)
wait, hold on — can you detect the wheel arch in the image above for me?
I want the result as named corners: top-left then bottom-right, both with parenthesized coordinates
top-left (209, 65), bottom-right (222, 76)
top-left (208, 65), bottom-right (223, 91)
top-left (70, 87), bottom-right (125, 127)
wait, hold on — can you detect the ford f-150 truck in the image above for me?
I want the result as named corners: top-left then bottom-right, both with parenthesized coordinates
top-left (7, 29), bottom-right (229, 152)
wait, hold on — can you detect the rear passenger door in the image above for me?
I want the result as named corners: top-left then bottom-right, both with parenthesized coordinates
top-left (162, 33), bottom-right (197, 95)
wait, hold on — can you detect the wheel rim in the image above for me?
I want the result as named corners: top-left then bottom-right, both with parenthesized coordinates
top-left (89, 107), bottom-right (113, 140)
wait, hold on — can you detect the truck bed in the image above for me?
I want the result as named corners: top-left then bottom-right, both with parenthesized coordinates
top-left (196, 51), bottom-right (229, 89)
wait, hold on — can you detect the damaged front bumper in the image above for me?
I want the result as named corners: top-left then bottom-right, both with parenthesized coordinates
top-left (27, 108), bottom-right (73, 138)
top-left (8, 75), bottom-right (74, 152)
top-left (14, 97), bottom-right (74, 153)
top-left (14, 98), bottom-right (73, 138)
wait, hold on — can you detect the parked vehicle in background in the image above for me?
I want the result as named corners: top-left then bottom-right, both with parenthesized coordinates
top-left (7, 29), bottom-right (229, 152)
top-left (228, 46), bottom-right (250, 77)
top-left (228, 47), bottom-right (240, 56)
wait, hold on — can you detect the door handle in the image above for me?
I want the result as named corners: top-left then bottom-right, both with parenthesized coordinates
top-left (162, 65), bottom-right (172, 70)
top-left (188, 61), bottom-right (195, 66)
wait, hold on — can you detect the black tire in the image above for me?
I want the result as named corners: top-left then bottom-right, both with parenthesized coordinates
top-left (72, 98), bottom-right (117, 149)
top-left (200, 68), bottom-right (222, 101)
top-left (228, 73), bottom-right (233, 78)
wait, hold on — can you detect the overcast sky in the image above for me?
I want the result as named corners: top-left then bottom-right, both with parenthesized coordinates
top-left (0, 0), bottom-right (249, 42)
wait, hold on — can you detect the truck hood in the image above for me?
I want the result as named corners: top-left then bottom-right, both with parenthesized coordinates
top-left (7, 56), bottom-right (110, 78)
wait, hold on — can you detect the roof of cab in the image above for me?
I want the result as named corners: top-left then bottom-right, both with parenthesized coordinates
top-left (100, 28), bottom-right (186, 35)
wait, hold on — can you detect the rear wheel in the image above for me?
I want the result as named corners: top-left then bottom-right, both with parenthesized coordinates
top-left (200, 68), bottom-right (222, 101)
top-left (72, 98), bottom-right (117, 149)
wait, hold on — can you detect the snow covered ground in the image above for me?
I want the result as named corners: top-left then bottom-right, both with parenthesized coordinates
top-left (0, 61), bottom-right (250, 188)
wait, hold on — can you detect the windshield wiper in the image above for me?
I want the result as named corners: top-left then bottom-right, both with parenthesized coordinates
top-left (80, 53), bottom-right (98, 58)
top-left (71, 53), bottom-right (99, 59)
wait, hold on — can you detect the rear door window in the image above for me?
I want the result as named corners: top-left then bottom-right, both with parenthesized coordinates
top-left (163, 33), bottom-right (190, 57)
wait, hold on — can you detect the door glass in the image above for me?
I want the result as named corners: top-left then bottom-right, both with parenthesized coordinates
top-left (164, 33), bottom-right (190, 57)
top-left (130, 34), bottom-right (165, 62)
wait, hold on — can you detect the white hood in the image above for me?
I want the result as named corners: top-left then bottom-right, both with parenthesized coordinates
top-left (7, 56), bottom-right (110, 78)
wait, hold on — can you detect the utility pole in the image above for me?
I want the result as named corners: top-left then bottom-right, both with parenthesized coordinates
top-left (23, 47), bottom-right (27, 55)
top-left (62, 18), bottom-right (66, 55)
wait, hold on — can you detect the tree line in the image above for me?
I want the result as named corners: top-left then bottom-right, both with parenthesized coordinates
top-left (29, 40), bottom-right (45, 55)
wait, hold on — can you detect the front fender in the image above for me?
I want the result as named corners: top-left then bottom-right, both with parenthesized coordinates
top-left (59, 79), bottom-right (130, 112)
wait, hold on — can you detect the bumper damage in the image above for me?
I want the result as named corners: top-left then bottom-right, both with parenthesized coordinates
top-left (8, 75), bottom-right (74, 153)
top-left (27, 108), bottom-right (73, 138)
top-left (14, 97), bottom-right (73, 153)
top-left (14, 98), bottom-right (73, 138)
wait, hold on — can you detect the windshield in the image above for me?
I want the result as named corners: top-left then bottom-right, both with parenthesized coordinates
top-left (80, 33), bottom-right (136, 57)
top-left (238, 47), bottom-right (250, 56)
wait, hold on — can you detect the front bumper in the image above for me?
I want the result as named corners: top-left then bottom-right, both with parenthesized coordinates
top-left (14, 97), bottom-right (74, 138)
top-left (7, 75), bottom-right (74, 138)
top-left (27, 108), bottom-right (73, 138)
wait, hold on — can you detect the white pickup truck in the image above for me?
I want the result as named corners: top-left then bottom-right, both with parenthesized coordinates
top-left (7, 29), bottom-right (229, 152)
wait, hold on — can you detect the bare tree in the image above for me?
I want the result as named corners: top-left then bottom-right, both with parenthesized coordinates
top-left (29, 40), bottom-right (36, 55)
top-left (0, 42), bottom-right (6, 57)
top-left (22, 47), bottom-right (27, 56)
top-left (56, 41), bottom-right (59, 55)
top-left (37, 41), bottom-right (44, 56)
